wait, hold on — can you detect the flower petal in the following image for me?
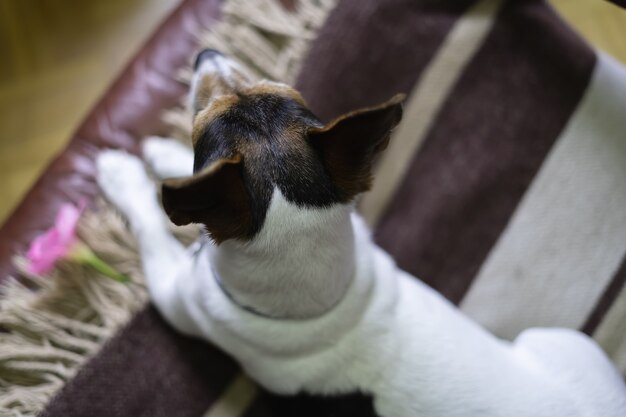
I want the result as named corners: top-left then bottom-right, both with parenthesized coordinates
top-left (26, 229), bottom-right (64, 275)
top-left (55, 203), bottom-right (83, 245)
top-left (25, 201), bottom-right (87, 276)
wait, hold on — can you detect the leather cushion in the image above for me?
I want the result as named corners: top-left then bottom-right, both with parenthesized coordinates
top-left (0, 0), bottom-right (222, 279)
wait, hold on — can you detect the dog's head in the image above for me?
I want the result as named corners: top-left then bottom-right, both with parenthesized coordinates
top-left (162, 49), bottom-right (404, 243)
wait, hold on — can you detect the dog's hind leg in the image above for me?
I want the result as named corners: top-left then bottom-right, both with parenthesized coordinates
top-left (96, 150), bottom-right (200, 336)
top-left (514, 328), bottom-right (626, 414)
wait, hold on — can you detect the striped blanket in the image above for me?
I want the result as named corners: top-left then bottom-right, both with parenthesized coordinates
top-left (30, 0), bottom-right (626, 415)
top-left (298, 0), bottom-right (626, 370)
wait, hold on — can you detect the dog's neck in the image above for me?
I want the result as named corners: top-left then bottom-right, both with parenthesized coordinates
top-left (208, 189), bottom-right (356, 319)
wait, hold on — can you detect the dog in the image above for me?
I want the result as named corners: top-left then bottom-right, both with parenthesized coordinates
top-left (96, 49), bottom-right (626, 417)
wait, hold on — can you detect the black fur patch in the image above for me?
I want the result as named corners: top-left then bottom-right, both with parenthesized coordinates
top-left (193, 94), bottom-right (344, 238)
top-left (245, 390), bottom-right (381, 417)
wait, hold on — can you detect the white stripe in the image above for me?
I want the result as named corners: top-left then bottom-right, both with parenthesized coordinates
top-left (360, 0), bottom-right (504, 226)
top-left (202, 373), bottom-right (258, 417)
top-left (593, 284), bottom-right (626, 374)
top-left (461, 53), bottom-right (626, 340)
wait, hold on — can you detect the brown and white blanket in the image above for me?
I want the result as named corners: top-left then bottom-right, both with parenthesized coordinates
top-left (2, 0), bottom-right (626, 416)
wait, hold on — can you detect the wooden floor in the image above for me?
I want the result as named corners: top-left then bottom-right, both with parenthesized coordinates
top-left (0, 0), bottom-right (625, 224)
top-left (552, 0), bottom-right (626, 60)
top-left (0, 0), bottom-right (180, 223)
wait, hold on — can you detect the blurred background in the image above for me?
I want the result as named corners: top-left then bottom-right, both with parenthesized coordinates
top-left (0, 0), bottom-right (624, 225)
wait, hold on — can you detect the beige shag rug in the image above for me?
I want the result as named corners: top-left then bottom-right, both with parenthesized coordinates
top-left (0, 1), bottom-right (335, 415)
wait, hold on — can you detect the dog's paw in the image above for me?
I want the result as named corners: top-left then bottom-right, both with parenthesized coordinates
top-left (97, 150), bottom-right (156, 218)
top-left (142, 136), bottom-right (194, 179)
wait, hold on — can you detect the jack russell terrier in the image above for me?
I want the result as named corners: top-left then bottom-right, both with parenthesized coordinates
top-left (96, 49), bottom-right (626, 417)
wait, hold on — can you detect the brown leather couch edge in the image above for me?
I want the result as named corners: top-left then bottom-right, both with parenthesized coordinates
top-left (0, 0), bottom-right (222, 280)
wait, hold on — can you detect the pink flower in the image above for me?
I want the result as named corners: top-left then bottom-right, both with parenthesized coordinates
top-left (27, 202), bottom-right (84, 275)
top-left (25, 201), bottom-right (129, 283)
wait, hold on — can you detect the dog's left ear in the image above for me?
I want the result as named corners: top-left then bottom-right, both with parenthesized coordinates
top-left (308, 94), bottom-right (405, 201)
top-left (161, 155), bottom-right (252, 243)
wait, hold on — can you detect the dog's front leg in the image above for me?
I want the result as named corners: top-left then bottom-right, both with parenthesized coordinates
top-left (96, 150), bottom-right (199, 336)
top-left (142, 136), bottom-right (194, 179)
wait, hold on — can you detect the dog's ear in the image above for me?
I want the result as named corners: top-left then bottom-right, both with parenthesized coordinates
top-left (161, 154), bottom-right (251, 243)
top-left (308, 94), bottom-right (405, 201)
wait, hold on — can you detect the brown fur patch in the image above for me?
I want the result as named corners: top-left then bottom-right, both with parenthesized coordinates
top-left (248, 82), bottom-right (307, 106)
top-left (193, 76), bottom-right (235, 113)
top-left (192, 94), bottom-right (239, 146)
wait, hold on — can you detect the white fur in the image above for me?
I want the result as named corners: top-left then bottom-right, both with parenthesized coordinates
top-left (209, 191), bottom-right (355, 318)
top-left (143, 136), bottom-right (194, 178)
top-left (97, 142), bottom-right (626, 417)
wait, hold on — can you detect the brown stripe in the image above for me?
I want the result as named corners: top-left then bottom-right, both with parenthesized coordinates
top-left (374, 0), bottom-right (596, 304)
top-left (360, 0), bottom-right (504, 226)
top-left (296, 0), bottom-right (476, 122)
top-left (582, 256), bottom-right (626, 335)
top-left (40, 307), bottom-right (240, 417)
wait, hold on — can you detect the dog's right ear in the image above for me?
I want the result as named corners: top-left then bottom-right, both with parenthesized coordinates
top-left (161, 155), bottom-right (251, 243)
top-left (308, 94), bottom-right (404, 201)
